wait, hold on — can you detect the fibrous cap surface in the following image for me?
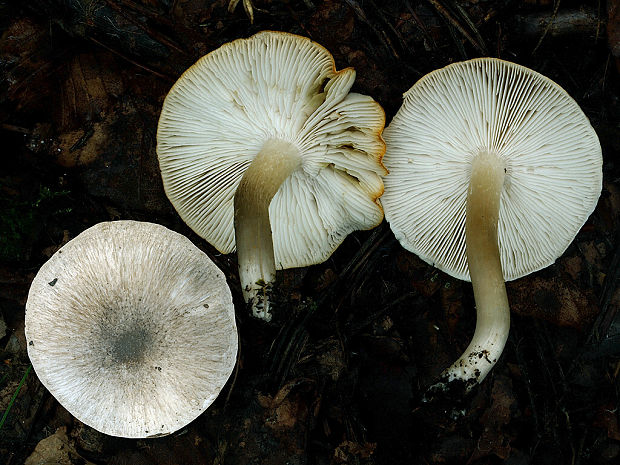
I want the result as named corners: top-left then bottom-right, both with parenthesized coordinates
top-left (25, 221), bottom-right (238, 438)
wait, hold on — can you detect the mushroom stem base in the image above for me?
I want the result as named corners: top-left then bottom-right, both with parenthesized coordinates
top-left (234, 139), bottom-right (301, 321)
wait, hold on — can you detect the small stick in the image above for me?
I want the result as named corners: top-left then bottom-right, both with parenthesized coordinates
top-left (532, 0), bottom-right (562, 55)
top-left (426, 0), bottom-right (487, 54)
top-left (89, 37), bottom-right (175, 81)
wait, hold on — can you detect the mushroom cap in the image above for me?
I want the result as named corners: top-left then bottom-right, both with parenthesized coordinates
top-left (157, 30), bottom-right (386, 269)
top-left (25, 221), bottom-right (238, 438)
top-left (382, 58), bottom-right (602, 282)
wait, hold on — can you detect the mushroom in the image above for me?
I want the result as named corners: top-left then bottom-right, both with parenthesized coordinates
top-left (381, 58), bottom-right (602, 391)
top-left (25, 221), bottom-right (238, 438)
top-left (157, 31), bottom-right (386, 321)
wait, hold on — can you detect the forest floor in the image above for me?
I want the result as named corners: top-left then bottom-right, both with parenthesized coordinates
top-left (1, 0), bottom-right (620, 464)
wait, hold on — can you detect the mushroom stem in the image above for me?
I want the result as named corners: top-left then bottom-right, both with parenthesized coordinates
top-left (234, 139), bottom-right (301, 321)
top-left (444, 150), bottom-right (510, 388)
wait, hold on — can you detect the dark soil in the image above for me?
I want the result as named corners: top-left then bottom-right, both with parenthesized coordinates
top-left (1, 0), bottom-right (619, 464)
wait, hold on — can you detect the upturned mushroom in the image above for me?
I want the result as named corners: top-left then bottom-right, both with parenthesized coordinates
top-left (157, 31), bottom-right (386, 321)
top-left (381, 58), bottom-right (602, 392)
top-left (25, 221), bottom-right (238, 438)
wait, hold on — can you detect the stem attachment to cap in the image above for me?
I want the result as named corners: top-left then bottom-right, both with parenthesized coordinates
top-left (234, 139), bottom-right (301, 321)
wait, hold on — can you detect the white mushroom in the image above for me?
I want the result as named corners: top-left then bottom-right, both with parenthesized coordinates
top-left (157, 31), bottom-right (386, 321)
top-left (382, 58), bottom-right (602, 391)
top-left (25, 221), bottom-right (238, 438)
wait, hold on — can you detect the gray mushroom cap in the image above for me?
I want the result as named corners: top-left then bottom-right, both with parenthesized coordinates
top-left (382, 58), bottom-right (603, 282)
top-left (25, 221), bottom-right (238, 438)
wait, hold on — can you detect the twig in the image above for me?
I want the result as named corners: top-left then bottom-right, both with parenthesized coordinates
top-left (105, 0), bottom-right (188, 55)
top-left (0, 123), bottom-right (32, 134)
top-left (0, 365), bottom-right (32, 431)
top-left (267, 225), bottom-right (392, 387)
top-left (333, 229), bottom-right (392, 314)
top-left (268, 318), bottom-right (309, 388)
top-left (426, 0), bottom-right (486, 54)
top-left (335, 224), bottom-right (390, 288)
top-left (602, 52), bottom-right (610, 99)
top-left (344, 0), bottom-right (400, 59)
top-left (89, 37), bottom-right (176, 81)
top-left (346, 291), bottom-right (418, 334)
top-left (405, 0), bottom-right (438, 51)
top-left (282, 1), bottom-right (315, 38)
top-left (367, 0), bottom-right (414, 55)
top-left (532, 0), bottom-right (562, 55)
top-left (224, 337), bottom-right (242, 406)
top-left (450, 0), bottom-right (488, 54)
top-left (446, 19), bottom-right (468, 60)
top-left (482, 0), bottom-right (517, 24)
top-left (515, 8), bottom-right (600, 38)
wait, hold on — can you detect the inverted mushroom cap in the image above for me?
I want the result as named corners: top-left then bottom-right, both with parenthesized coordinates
top-left (382, 58), bottom-right (602, 281)
top-left (25, 221), bottom-right (238, 438)
top-left (157, 30), bottom-right (386, 269)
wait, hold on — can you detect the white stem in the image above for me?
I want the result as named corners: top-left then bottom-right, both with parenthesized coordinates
top-left (443, 151), bottom-right (510, 389)
top-left (234, 139), bottom-right (301, 321)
